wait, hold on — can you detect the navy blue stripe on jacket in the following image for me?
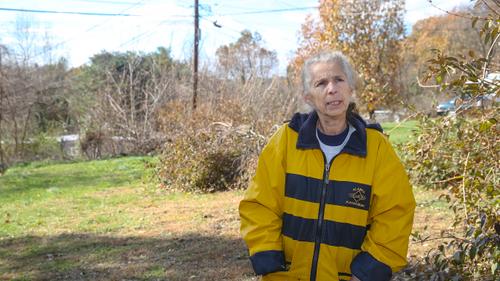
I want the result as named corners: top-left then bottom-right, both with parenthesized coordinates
top-left (351, 252), bottom-right (392, 281)
top-left (285, 173), bottom-right (371, 211)
top-left (249, 250), bottom-right (286, 275)
top-left (282, 213), bottom-right (367, 250)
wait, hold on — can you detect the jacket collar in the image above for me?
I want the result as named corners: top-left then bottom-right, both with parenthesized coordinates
top-left (288, 111), bottom-right (376, 157)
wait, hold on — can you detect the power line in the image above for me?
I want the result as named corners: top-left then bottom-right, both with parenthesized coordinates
top-left (84, 0), bottom-right (145, 32)
top-left (275, 0), bottom-right (301, 9)
top-left (199, 16), bottom-right (239, 40)
top-left (0, 5), bottom-right (319, 21)
top-left (1, 2), bottom-right (320, 67)
top-left (31, 0), bottom-right (146, 61)
top-left (117, 19), bottom-right (191, 48)
top-left (196, 3), bottom-right (318, 43)
top-left (217, 6), bottom-right (318, 16)
top-left (0, 7), bottom-right (137, 17)
top-left (74, 0), bottom-right (140, 5)
top-left (0, 0), bottom-right (146, 68)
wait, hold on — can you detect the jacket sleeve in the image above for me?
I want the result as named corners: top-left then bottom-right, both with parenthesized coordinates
top-left (239, 126), bottom-right (288, 276)
top-left (351, 135), bottom-right (416, 281)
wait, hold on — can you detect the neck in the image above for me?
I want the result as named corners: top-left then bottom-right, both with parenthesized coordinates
top-left (317, 114), bottom-right (347, 135)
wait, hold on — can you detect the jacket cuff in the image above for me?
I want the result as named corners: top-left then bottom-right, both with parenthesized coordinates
top-left (249, 250), bottom-right (286, 275)
top-left (351, 252), bottom-right (392, 281)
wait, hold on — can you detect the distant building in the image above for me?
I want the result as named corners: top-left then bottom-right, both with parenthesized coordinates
top-left (55, 134), bottom-right (80, 157)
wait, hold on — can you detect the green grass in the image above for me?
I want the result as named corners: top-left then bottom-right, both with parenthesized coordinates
top-left (382, 120), bottom-right (419, 144)
top-left (0, 150), bottom-right (445, 281)
top-left (1, 157), bottom-right (147, 199)
top-left (0, 156), bottom-right (153, 237)
top-left (0, 156), bottom-right (255, 280)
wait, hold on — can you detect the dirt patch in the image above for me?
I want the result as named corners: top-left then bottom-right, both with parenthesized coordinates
top-left (408, 206), bottom-right (453, 259)
top-left (407, 187), bottom-right (454, 260)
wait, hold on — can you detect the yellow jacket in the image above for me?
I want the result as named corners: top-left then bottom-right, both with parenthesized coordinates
top-left (239, 112), bottom-right (415, 281)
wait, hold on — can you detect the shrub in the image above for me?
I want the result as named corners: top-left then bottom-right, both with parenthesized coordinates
top-left (23, 132), bottom-right (64, 161)
top-left (400, 111), bottom-right (499, 279)
top-left (157, 124), bottom-right (263, 192)
top-left (397, 9), bottom-right (499, 279)
top-left (155, 99), bottom-right (269, 193)
top-left (80, 129), bottom-right (106, 159)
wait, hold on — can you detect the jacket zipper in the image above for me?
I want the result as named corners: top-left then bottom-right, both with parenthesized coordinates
top-left (310, 156), bottom-right (331, 281)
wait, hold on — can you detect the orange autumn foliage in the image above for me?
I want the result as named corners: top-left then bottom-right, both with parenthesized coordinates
top-left (292, 0), bottom-right (405, 112)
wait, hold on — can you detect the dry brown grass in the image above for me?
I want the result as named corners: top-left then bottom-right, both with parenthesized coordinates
top-left (409, 208), bottom-right (453, 259)
top-left (391, 186), bottom-right (456, 280)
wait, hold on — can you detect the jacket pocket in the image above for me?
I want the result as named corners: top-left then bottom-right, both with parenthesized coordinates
top-left (282, 236), bottom-right (313, 279)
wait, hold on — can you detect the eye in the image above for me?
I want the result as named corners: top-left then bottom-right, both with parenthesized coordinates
top-left (335, 77), bottom-right (345, 82)
top-left (315, 79), bottom-right (327, 87)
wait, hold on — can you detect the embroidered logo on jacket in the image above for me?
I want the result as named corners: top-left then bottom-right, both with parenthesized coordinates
top-left (346, 187), bottom-right (367, 208)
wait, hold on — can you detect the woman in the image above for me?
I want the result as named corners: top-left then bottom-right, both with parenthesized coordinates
top-left (239, 51), bottom-right (415, 281)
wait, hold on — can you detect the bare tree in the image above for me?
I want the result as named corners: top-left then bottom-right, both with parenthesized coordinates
top-left (75, 48), bottom-right (184, 156)
top-left (0, 15), bottom-right (68, 163)
top-left (0, 44), bottom-right (8, 164)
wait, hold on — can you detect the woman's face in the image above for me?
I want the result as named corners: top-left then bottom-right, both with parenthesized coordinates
top-left (305, 61), bottom-right (352, 121)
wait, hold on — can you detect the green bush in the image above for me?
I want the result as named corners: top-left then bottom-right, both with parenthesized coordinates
top-left (155, 99), bottom-right (268, 193)
top-left (400, 111), bottom-right (499, 279)
top-left (157, 127), bottom-right (260, 192)
top-left (25, 132), bottom-right (64, 161)
top-left (397, 10), bottom-right (499, 277)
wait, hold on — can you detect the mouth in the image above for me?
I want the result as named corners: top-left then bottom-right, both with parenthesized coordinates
top-left (326, 101), bottom-right (342, 106)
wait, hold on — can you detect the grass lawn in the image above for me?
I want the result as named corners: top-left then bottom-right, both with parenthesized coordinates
top-left (381, 120), bottom-right (419, 145)
top-left (0, 153), bottom-right (451, 280)
top-left (0, 157), bottom-right (255, 281)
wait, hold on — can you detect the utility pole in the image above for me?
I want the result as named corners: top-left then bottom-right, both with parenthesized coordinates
top-left (0, 48), bottom-right (4, 164)
top-left (192, 0), bottom-right (199, 110)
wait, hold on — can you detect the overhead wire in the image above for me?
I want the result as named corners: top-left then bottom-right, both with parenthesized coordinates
top-left (199, 15), bottom-right (239, 40)
top-left (116, 18), bottom-right (191, 48)
top-left (74, 0), bottom-right (141, 5)
top-left (29, 0), bottom-right (146, 61)
top-left (84, 0), bottom-right (145, 32)
top-left (216, 6), bottom-right (318, 16)
top-left (203, 3), bottom-right (317, 50)
top-left (274, 0), bottom-right (300, 9)
top-left (0, 0), bottom-right (147, 70)
top-left (4, 1), bottom-right (455, 68)
top-left (1, 2), bottom-right (320, 68)
top-left (2, 0), bottom-right (478, 80)
top-left (0, 7), bottom-right (137, 17)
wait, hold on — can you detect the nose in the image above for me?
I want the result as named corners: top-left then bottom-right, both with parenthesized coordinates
top-left (325, 81), bottom-right (336, 95)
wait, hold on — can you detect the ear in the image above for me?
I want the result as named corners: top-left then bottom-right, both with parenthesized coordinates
top-left (349, 89), bottom-right (356, 103)
top-left (303, 94), bottom-right (312, 106)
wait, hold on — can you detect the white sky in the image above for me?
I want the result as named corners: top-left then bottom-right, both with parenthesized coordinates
top-left (0, 0), bottom-right (473, 73)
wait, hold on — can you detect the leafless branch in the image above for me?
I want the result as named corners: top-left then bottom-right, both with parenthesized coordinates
top-left (416, 76), bottom-right (440, 88)
top-left (480, 0), bottom-right (500, 15)
top-left (482, 32), bottom-right (500, 80)
top-left (427, 0), bottom-right (489, 20)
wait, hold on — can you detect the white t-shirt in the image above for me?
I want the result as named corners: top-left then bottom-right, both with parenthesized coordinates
top-left (316, 124), bottom-right (356, 164)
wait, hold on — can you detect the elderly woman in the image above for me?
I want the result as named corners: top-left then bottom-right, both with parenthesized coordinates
top-left (239, 51), bottom-right (415, 281)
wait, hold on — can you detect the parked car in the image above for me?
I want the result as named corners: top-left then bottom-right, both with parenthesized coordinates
top-left (436, 93), bottom-right (497, 116)
top-left (436, 98), bottom-right (457, 116)
top-left (436, 72), bottom-right (498, 116)
top-left (476, 93), bottom-right (499, 108)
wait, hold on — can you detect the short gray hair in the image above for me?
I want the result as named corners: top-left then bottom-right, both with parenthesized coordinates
top-left (301, 51), bottom-right (357, 94)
